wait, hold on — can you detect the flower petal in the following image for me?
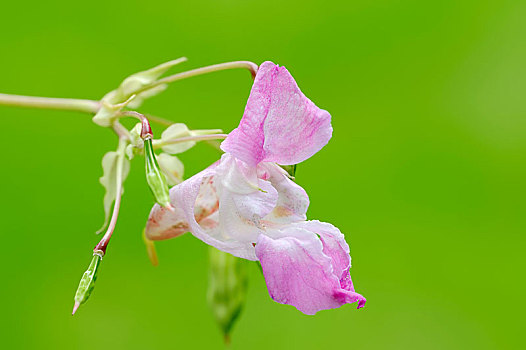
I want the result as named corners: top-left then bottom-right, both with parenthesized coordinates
top-left (175, 168), bottom-right (259, 260)
top-left (144, 170), bottom-right (217, 241)
top-left (259, 163), bottom-right (309, 224)
top-left (215, 154), bottom-right (278, 246)
top-left (255, 222), bottom-right (365, 314)
top-left (145, 158), bottom-right (262, 260)
top-left (293, 221), bottom-right (350, 284)
top-left (221, 61), bottom-right (332, 166)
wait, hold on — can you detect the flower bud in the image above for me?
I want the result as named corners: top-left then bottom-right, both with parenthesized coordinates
top-left (72, 252), bottom-right (103, 315)
top-left (144, 138), bottom-right (171, 208)
top-left (157, 153), bottom-right (184, 186)
top-left (92, 58), bottom-right (187, 127)
top-left (207, 247), bottom-right (248, 343)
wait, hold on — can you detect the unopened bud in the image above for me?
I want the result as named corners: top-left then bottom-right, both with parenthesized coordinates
top-left (72, 252), bottom-right (103, 315)
top-left (207, 247), bottom-right (248, 343)
top-left (144, 138), bottom-right (171, 208)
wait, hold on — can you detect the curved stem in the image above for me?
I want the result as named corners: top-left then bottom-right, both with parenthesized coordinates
top-left (0, 93), bottom-right (99, 113)
top-left (0, 60), bottom-right (258, 116)
top-left (153, 133), bottom-right (228, 149)
top-left (112, 121), bottom-right (131, 140)
top-left (144, 114), bottom-right (173, 127)
top-left (119, 111), bottom-right (152, 138)
top-left (94, 137), bottom-right (128, 256)
top-left (135, 61), bottom-right (258, 96)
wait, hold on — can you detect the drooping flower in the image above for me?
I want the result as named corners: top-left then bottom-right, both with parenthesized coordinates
top-left (145, 61), bottom-right (366, 314)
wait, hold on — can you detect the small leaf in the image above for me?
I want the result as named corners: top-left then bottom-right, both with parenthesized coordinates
top-left (207, 247), bottom-right (248, 341)
top-left (97, 150), bottom-right (130, 234)
top-left (157, 153), bottom-right (184, 186)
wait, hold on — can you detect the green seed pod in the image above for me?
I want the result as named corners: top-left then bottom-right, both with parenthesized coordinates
top-left (207, 247), bottom-right (248, 343)
top-left (72, 253), bottom-right (103, 314)
top-left (144, 138), bottom-right (171, 208)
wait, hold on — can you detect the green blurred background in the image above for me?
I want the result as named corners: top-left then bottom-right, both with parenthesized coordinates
top-left (0, 0), bottom-right (524, 349)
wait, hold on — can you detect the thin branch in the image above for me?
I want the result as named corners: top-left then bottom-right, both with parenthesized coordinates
top-left (153, 133), bottom-right (228, 148)
top-left (0, 93), bottom-right (99, 113)
top-left (144, 113), bottom-right (173, 127)
top-left (134, 61), bottom-right (258, 95)
top-left (119, 111), bottom-right (153, 139)
top-left (93, 137), bottom-right (128, 256)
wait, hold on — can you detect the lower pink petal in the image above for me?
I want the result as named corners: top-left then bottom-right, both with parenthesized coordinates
top-left (255, 223), bottom-right (365, 315)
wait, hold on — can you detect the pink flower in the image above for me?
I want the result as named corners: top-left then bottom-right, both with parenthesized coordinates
top-left (145, 61), bottom-right (366, 314)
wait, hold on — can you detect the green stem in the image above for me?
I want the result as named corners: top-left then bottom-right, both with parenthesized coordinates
top-left (0, 60), bottom-right (258, 116)
top-left (93, 137), bottom-right (128, 255)
top-left (153, 133), bottom-right (228, 149)
top-left (0, 93), bottom-right (99, 113)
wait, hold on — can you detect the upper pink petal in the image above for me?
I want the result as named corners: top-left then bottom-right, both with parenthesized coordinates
top-left (221, 61), bottom-right (333, 166)
top-left (255, 222), bottom-right (365, 315)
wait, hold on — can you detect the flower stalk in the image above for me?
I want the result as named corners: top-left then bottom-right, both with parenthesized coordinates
top-left (134, 61), bottom-right (258, 96)
top-left (119, 110), bottom-right (173, 208)
top-left (72, 137), bottom-right (128, 315)
top-left (93, 137), bottom-right (128, 255)
top-left (153, 133), bottom-right (228, 149)
top-left (0, 93), bottom-right (99, 113)
top-left (0, 60), bottom-right (257, 118)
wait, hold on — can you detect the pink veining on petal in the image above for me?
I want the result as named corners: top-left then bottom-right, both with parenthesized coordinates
top-left (221, 61), bottom-right (333, 166)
